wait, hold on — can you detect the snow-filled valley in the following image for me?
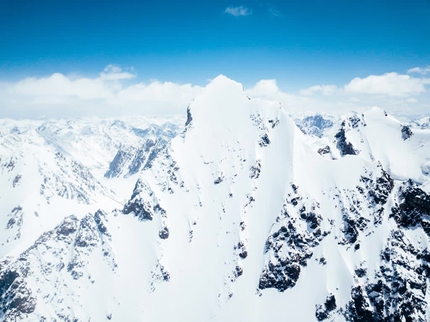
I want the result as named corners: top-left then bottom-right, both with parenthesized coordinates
top-left (1, 75), bottom-right (430, 321)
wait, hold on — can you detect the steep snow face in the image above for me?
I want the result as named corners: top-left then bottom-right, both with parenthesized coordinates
top-left (1, 75), bottom-right (430, 322)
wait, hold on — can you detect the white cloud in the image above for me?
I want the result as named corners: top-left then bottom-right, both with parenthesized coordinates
top-left (246, 75), bottom-right (430, 117)
top-left (344, 72), bottom-right (428, 97)
top-left (245, 79), bottom-right (316, 112)
top-left (224, 6), bottom-right (252, 16)
top-left (300, 85), bottom-right (337, 96)
top-left (99, 64), bottom-right (135, 80)
top-left (111, 81), bottom-right (203, 105)
top-left (0, 65), bottom-right (203, 119)
top-left (11, 73), bottom-right (117, 100)
top-left (408, 66), bottom-right (430, 75)
top-left (268, 8), bottom-right (282, 17)
top-left (2, 67), bottom-right (430, 120)
top-left (246, 79), bottom-right (279, 96)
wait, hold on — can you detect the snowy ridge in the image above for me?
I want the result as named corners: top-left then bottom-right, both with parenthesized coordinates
top-left (1, 75), bottom-right (430, 321)
top-left (0, 117), bottom-right (180, 260)
top-left (410, 116), bottom-right (430, 129)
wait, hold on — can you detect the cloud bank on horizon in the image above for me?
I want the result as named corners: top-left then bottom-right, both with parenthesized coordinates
top-left (1, 65), bottom-right (429, 119)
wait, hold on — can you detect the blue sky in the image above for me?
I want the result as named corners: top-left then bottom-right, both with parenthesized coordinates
top-left (1, 0), bottom-right (430, 118)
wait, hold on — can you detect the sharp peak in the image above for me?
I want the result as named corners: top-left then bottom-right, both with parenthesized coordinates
top-left (207, 74), bottom-right (243, 88)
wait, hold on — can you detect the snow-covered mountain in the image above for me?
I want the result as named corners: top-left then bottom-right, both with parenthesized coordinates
top-left (1, 75), bottom-right (430, 321)
top-left (0, 117), bottom-right (180, 260)
top-left (410, 116), bottom-right (430, 130)
top-left (294, 113), bottom-right (337, 138)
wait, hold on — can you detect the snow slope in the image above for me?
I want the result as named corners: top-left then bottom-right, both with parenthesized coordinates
top-left (1, 75), bottom-right (430, 321)
top-left (0, 117), bottom-right (180, 260)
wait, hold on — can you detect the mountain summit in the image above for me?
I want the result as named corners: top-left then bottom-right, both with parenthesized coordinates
top-left (1, 76), bottom-right (430, 321)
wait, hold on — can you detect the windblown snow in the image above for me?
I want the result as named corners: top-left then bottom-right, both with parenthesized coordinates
top-left (1, 75), bottom-right (430, 322)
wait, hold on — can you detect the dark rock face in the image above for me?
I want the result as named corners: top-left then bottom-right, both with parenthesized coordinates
top-left (259, 260), bottom-right (301, 291)
top-left (317, 146), bottom-right (331, 156)
top-left (94, 210), bottom-right (109, 235)
top-left (341, 217), bottom-right (360, 245)
top-left (368, 169), bottom-right (394, 205)
top-left (124, 180), bottom-right (155, 221)
top-left (335, 187), bottom-right (371, 247)
top-left (337, 166), bottom-right (394, 248)
top-left (259, 186), bottom-right (329, 292)
top-left (74, 216), bottom-right (100, 248)
top-left (313, 173), bottom-right (429, 322)
top-left (0, 270), bottom-right (36, 319)
top-left (185, 106), bottom-right (193, 127)
top-left (325, 294), bottom-right (337, 311)
top-left (250, 160), bottom-right (261, 179)
top-left (123, 179), bottom-right (166, 222)
top-left (214, 176), bottom-right (223, 185)
top-left (332, 114), bottom-right (367, 157)
top-left (159, 227), bottom-right (169, 239)
top-left (335, 128), bottom-right (358, 156)
top-left (259, 133), bottom-right (271, 147)
top-left (0, 270), bottom-right (19, 294)
top-left (0, 211), bottom-right (115, 320)
top-left (130, 179), bottom-right (147, 200)
top-left (353, 166), bottom-right (394, 227)
top-left (149, 261), bottom-right (170, 291)
top-left (341, 229), bottom-right (430, 322)
top-left (6, 207), bottom-right (23, 235)
top-left (12, 174), bottom-right (21, 188)
top-left (315, 294), bottom-right (337, 321)
top-left (344, 286), bottom-right (374, 321)
top-left (141, 139), bottom-right (171, 172)
top-left (391, 180), bottom-right (430, 236)
top-left (162, 160), bottom-right (181, 189)
top-left (268, 118), bottom-right (280, 128)
top-left (355, 267), bottom-right (367, 278)
top-left (68, 213), bottom-right (115, 280)
top-left (401, 125), bottom-right (413, 140)
top-left (57, 216), bottom-right (78, 236)
top-left (348, 115), bottom-right (366, 129)
top-left (234, 266), bottom-right (243, 279)
top-left (123, 199), bottom-right (154, 221)
top-left (235, 241), bottom-right (248, 259)
top-left (1, 157), bottom-right (16, 172)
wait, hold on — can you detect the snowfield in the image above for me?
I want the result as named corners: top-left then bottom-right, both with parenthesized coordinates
top-left (1, 75), bottom-right (430, 321)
